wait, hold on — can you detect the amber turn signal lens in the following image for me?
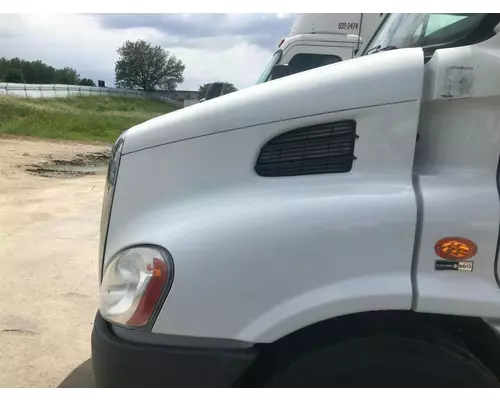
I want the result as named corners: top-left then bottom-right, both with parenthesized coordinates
top-left (435, 237), bottom-right (477, 261)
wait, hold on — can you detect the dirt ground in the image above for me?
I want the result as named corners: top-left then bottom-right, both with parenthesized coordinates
top-left (0, 136), bottom-right (111, 387)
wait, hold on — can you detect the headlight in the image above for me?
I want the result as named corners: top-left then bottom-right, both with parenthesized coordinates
top-left (99, 133), bottom-right (125, 278)
top-left (100, 246), bottom-right (173, 327)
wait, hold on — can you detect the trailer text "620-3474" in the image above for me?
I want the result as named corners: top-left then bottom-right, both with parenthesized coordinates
top-left (338, 22), bottom-right (359, 30)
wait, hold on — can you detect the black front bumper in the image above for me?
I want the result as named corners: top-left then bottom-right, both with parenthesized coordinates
top-left (91, 312), bottom-right (257, 387)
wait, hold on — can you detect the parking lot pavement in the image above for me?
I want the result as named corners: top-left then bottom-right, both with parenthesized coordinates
top-left (0, 137), bottom-right (110, 387)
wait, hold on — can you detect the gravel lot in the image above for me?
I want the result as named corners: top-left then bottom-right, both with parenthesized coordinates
top-left (0, 136), bottom-right (111, 387)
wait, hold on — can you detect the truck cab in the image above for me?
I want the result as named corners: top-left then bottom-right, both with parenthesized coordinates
top-left (93, 13), bottom-right (500, 387)
top-left (257, 13), bottom-right (383, 83)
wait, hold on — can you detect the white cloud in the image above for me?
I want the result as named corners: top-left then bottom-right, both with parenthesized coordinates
top-left (0, 13), bottom-right (279, 90)
top-left (172, 40), bottom-right (271, 89)
top-left (0, 14), bottom-right (27, 36)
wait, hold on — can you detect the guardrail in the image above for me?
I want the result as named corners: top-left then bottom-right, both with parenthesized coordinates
top-left (0, 82), bottom-right (183, 107)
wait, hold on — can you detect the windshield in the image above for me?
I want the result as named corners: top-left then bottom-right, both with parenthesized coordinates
top-left (256, 51), bottom-right (282, 84)
top-left (362, 13), bottom-right (486, 56)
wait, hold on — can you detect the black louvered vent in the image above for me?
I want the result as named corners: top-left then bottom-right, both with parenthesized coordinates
top-left (255, 120), bottom-right (357, 177)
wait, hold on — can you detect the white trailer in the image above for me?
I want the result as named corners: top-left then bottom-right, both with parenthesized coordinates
top-left (256, 13), bottom-right (384, 83)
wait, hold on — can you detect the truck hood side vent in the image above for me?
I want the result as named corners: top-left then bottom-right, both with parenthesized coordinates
top-left (255, 120), bottom-right (357, 177)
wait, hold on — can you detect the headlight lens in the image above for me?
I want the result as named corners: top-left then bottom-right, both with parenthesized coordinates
top-left (100, 246), bottom-right (172, 327)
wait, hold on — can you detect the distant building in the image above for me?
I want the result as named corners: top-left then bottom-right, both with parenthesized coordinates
top-left (155, 89), bottom-right (198, 102)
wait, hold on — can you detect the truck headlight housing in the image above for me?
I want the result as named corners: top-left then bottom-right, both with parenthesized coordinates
top-left (100, 246), bottom-right (174, 327)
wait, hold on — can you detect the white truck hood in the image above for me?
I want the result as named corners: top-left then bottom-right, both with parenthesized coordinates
top-left (122, 48), bottom-right (423, 154)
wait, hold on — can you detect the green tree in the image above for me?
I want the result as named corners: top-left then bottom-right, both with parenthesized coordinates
top-left (115, 40), bottom-right (185, 92)
top-left (78, 78), bottom-right (96, 87)
top-left (26, 60), bottom-right (56, 84)
top-left (198, 82), bottom-right (237, 99)
top-left (0, 57), bottom-right (8, 81)
top-left (0, 57), bottom-right (88, 85)
top-left (55, 67), bottom-right (80, 85)
top-left (5, 68), bottom-right (25, 83)
top-left (7, 57), bottom-right (23, 70)
top-left (22, 61), bottom-right (36, 83)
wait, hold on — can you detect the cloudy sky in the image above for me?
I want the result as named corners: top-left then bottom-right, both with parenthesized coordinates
top-left (0, 13), bottom-right (295, 90)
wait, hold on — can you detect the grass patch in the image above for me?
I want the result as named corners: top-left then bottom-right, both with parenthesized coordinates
top-left (0, 95), bottom-right (179, 142)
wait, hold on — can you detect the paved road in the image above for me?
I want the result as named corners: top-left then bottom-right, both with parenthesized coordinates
top-left (0, 137), bottom-right (109, 387)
